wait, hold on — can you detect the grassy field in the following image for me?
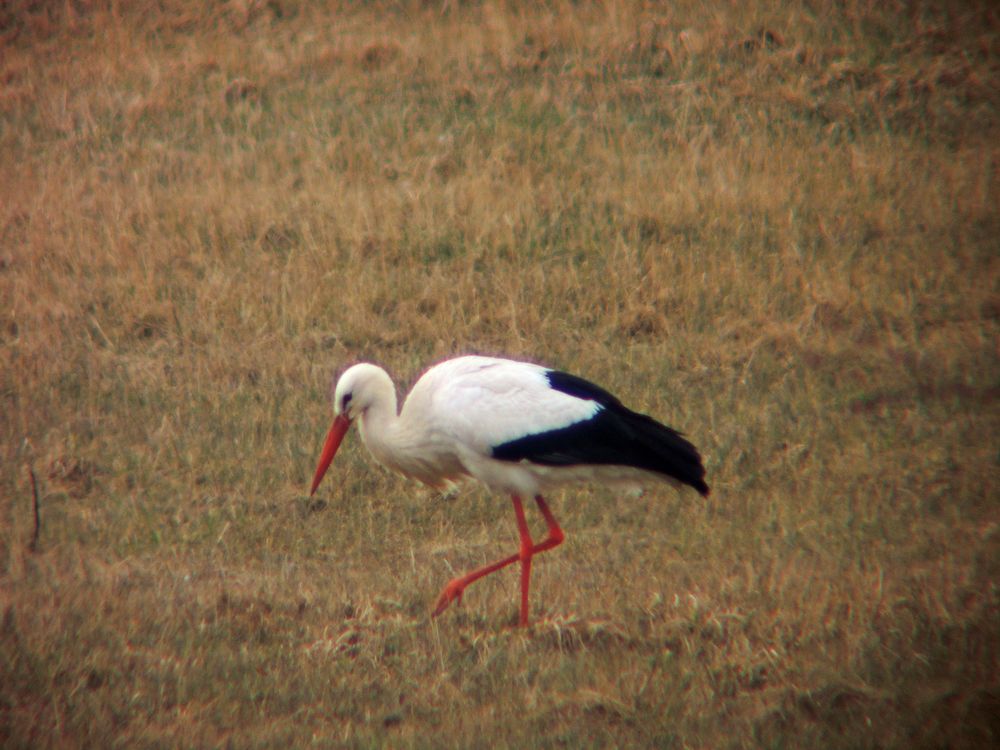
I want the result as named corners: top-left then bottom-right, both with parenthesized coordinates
top-left (1, 0), bottom-right (998, 746)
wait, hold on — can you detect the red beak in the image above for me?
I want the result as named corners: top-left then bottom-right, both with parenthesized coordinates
top-left (310, 413), bottom-right (352, 496)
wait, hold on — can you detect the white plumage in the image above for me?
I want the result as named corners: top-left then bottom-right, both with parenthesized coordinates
top-left (340, 357), bottom-right (600, 495)
top-left (310, 355), bottom-right (709, 626)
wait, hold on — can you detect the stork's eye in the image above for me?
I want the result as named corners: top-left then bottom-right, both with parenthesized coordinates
top-left (341, 392), bottom-right (353, 411)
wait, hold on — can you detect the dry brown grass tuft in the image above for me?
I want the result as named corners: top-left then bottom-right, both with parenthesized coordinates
top-left (2, 1), bottom-right (998, 747)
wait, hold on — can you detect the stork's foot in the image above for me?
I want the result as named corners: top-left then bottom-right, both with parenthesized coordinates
top-left (432, 578), bottom-right (465, 617)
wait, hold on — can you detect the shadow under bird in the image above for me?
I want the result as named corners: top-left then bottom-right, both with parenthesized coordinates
top-left (310, 355), bottom-right (709, 626)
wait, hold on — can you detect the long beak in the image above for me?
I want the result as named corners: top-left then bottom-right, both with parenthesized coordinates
top-left (310, 413), bottom-right (352, 496)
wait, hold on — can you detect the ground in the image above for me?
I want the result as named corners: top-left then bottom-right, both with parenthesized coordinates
top-left (1, 1), bottom-right (998, 747)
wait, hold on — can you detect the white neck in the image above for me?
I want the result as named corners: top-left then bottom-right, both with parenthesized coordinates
top-left (353, 368), bottom-right (449, 486)
top-left (355, 369), bottom-right (400, 463)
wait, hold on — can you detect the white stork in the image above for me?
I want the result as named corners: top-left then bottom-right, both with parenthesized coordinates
top-left (309, 355), bottom-right (709, 626)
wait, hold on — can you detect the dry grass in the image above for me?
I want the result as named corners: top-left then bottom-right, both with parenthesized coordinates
top-left (2, 1), bottom-right (998, 747)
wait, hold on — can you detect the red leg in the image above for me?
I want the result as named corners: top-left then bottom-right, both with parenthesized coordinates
top-left (531, 495), bottom-right (565, 553)
top-left (512, 495), bottom-right (533, 626)
top-left (432, 494), bottom-right (565, 626)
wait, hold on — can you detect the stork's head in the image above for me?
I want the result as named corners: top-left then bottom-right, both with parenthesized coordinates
top-left (332, 363), bottom-right (388, 422)
top-left (309, 363), bottom-right (394, 495)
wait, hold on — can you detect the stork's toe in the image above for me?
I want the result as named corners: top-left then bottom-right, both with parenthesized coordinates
top-left (432, 578), bottom-right (465, 616)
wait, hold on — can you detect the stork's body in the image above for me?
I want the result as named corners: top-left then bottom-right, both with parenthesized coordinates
top-left (310, 356), bottom-right (709, 626)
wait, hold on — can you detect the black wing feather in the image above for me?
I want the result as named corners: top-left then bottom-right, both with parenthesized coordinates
top-left (491, 370), bottom-right (710, 496)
